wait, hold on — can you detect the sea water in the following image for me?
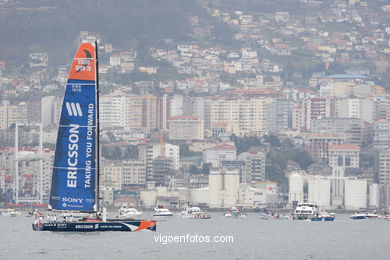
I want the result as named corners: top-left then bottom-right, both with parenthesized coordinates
top-left (0, 213), bottom-right (389, 260)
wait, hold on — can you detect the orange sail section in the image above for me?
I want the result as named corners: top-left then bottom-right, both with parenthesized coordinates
top-left (68, 43), bottom-right (96, 81)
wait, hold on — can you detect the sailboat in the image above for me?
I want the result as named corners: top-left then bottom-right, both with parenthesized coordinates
top-left (32, 42), bottom-right (156, 232)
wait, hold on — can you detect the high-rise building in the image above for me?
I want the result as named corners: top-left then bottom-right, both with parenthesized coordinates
top-left (379, 149), bottom-right (390, 208)
top-left (311, 117), bottom-right (365, 145)
top-left (42, 148), bottom-right (54, 195)
top-left (122, 160), bottom-right (146, 188)
top-left (203, 144), bottom-right (237, 167)
top-left (100, 92), bottom-right (159, 132)
top-left (238, 150), bottom-right (266, 182)
top-left (336, 98), bottom-right (376, 124)
top-left (372, 119), bottom-right (390, 150)
top-left (376, 97), bottom-right (390, 121)
top-left (306, 134), bottom-right (345, 163)
top-left (169, 94), bottom-right (184, 117)
top-left (100, 160), bottom-right (122, 191)
top-left (151, 157), bottom-right (174, 186)
top-left (209, 97), bottom-right (274, 136)
top-left (0, 101), bottom-right (28, 129)
top-left (40, 96), bottom-right (62, 128)
top-left (304, 98), bottom-right (333, 130)
top-left (168, 116), bottom-right (204, 141)
top-left (138, 143), bottom-right (180, 184)
top-left (267, 99), bottom-right (294, 132)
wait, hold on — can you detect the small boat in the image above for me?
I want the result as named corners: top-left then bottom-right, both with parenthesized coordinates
top-left (224, 206), bottom-right (247, 218)
top-left (26, 210), bottom-right (34, 217)
top-left (382, 214), bottom-right (390, 220)
top-left (350, 210), bottom-right (378, 220)
top-left (153, 208), bottom-right (174, 217)
top-left (2, 209), bottom-right (21, 217)
top-left (180, 206), bottom-right (211, 219)
top-left (311, 211), bottom-right (335, 221)
top-left (259, 212), bottom-right (285, 220)
top-left (116, 205), bottom-right (143, 219)
top-left (32, 42), bottom-right (156, 232)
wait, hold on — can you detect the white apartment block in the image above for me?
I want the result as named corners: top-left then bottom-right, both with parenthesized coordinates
top-left (238, 151), bottom-right (266, 182)
top-left (373, 119), bottom-right (390, 149)
top-left (379, 149), bottom-right (390, 186)
top-left (0, 101), bottom-right (28, 130)
top-left (169, 94), bottom-right (184, 117)
top-left (99, 94), bottom-right (127, 129)
top-left (100, 161), bottom-right (123, 190)
top-left (138, 143), bottom-right (180, 171)
top-left (203, 144), bottom-right (237, 167)
top-left (41, 96), bottom-right (62, 128)
top-left (210, 97), bottom-right (274, 136)
top-left (337, 98), bottom-right (376, 124)
top-left (100, 92), bottom-right (159, 132)
top-left (42, 149), bottom-right (54, 195)
top-left (380, 149), bottom-right (390, 208)
top-left (304, 98), bottom-right (332, 130)
top-left (122, 160), bottom-right (146, 187)
top-left (168, 116), bottom-right (204, 141)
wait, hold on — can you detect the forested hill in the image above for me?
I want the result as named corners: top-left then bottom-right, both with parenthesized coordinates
top-left (0, 0), bottom-right (204, 64)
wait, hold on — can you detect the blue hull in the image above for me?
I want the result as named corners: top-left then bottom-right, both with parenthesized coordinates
top-left (350, 216), bottom-right (367, 220)
top-left (32, 220), bottom-right (156, 232)
top-left (311, 217), bottom-right (335, 221)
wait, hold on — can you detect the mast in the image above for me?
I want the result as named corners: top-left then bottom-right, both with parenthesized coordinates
top-left (95, 41), bottom-right (100, 213)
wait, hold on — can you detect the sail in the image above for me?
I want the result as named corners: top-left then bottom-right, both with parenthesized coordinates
top-left (49, 43), bottom-right (97, 211)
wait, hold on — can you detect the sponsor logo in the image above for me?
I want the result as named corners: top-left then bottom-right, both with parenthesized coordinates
top-left (67, 124), bottom-right (80, 188)
top-left (94, 224), bottom-right (99, 229)
top-left (62, 197), bottom-right (84, 203)
top-left (76, 49), bottom-right (92, 73)
top-left (65, 102), bottom-right (83, 117)
top-left (76, 225), bottom-right (94, 229)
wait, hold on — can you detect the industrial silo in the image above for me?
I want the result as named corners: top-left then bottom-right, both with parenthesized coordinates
top-left (288, 171), bottom-right (305, 204)
top-left (344, 178), bottom-right (367, 210)
top-left (308, 176), bottom-right (331, 209)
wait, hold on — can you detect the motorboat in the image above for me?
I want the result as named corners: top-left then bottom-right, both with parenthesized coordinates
top-left (311, 211), bottom-right (335, 221)
top-left (153, 208), bottom-right (174, 217)
top-left (382, 214), bottom-right (390, 220)
top-left (2, 209), bottom-right (21, 217)
top-left (259, 212), bottom-right (285, 220)
top-left (223, 206), bottom-right (247, 218)
top-left (180, 206), bottom-right (211, 219)
top-left (350, 210), bottom-right (378, 220)
top-left (116, 205), bottom-right (143, 219)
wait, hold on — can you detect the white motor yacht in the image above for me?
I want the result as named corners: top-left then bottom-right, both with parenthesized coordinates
top-left (116, 205), bottom-right (143, 219)
top-left (180, 206), bottom-right (211, 219)
top-left (153, 208), bottom-right (174, 217)
top-left (350, 210), bottom-right (378, 220)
